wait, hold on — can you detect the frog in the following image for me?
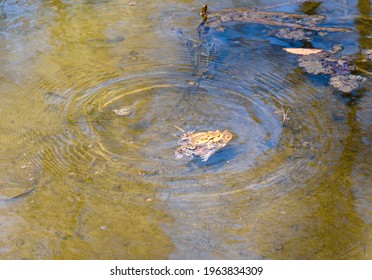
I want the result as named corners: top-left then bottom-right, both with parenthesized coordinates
top-left (175, 129), bottom-right (233, 162)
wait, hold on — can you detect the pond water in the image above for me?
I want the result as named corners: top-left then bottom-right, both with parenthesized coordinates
top-left (0, 0), bottom-right (371, 259)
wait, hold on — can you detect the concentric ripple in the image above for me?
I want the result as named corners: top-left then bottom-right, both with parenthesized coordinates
top-left (0, 33), bottom-right (344, 203)
top-left (47, 43), bottom-right (341, 201)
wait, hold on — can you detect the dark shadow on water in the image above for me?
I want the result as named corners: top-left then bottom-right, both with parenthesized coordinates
top-left (183, 145), bottom-right (238, 172)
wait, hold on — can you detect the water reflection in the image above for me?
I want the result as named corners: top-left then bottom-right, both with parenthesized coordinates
top-left (0, 0), bottom-right (371, 259)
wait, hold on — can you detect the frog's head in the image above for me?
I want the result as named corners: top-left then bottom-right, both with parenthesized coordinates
top-left (222, 130), bottom-right (233, 143)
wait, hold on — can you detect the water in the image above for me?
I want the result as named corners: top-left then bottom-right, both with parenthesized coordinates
top-left (0, 0), bottom-right (371, 259)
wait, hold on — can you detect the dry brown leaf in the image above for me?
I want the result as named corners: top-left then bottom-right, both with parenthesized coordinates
top-left (283, 48), bottom-right (323, 55)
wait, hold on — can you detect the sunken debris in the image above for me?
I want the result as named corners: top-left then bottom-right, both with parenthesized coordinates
top-left (112, 106), bottom-right (134, 116)
top-left (200, 5), bottom-right (352, 34)
top-left (363, 49), bottom-right (372, 62)
top-left (197, 5), bottom-right (367, 93)
top-left (298, 51), bottom-right (355, 75)
top-left (269, 28), bottom-right (313, 41)
top-left (296, 45), bottom-right (367, 93)
top-left (329, 75), bottom-right (367, 93)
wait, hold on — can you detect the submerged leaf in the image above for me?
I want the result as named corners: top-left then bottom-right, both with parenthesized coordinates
top-left (298, 49), bottom-right (356, 75)
top-left (273, 28), bottom-right (312, 41)
top-left (329, 75), bottom-right (366, 93)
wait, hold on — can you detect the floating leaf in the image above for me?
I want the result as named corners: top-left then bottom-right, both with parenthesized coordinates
top-left (283, 48), bottom-right (323, 55)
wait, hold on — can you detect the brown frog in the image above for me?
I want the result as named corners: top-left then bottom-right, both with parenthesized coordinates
top-left (175, 129), bottom-right (233, 162)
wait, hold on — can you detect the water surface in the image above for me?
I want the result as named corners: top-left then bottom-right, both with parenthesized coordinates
top-left (0, 0), bottom-right (371, 259)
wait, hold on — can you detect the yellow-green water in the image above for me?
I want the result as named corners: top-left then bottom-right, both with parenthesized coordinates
top-left (0, 0), bottom-right (371, 259)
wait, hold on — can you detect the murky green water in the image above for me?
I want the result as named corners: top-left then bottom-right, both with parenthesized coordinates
top-left (0, 0), bottom-right (371, 259)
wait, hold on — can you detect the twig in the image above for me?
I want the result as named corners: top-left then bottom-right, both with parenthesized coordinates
top-left (356, 66), bottom-right (372, 76)
top-left (174, 125), bottom-right (185, 132)
top-left (281, 108), bottom-right (290, 123)
top-left (1, 188), bottom-right (35, 201)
